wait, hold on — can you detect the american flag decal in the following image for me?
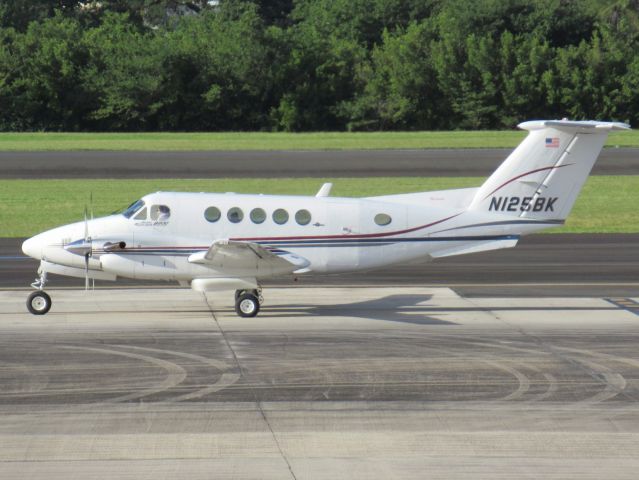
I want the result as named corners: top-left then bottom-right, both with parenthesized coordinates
top-left (545, 137), bottom-right (559, 148)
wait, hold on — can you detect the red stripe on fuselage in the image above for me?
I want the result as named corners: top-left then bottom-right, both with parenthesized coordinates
top-left (230, 212), bottom-right (462, 242)
top-left (482, 164), bottom-right (573, 200)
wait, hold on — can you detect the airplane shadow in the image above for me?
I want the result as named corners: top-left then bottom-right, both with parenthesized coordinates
top-left (234, 294), bottom-right (457, 326)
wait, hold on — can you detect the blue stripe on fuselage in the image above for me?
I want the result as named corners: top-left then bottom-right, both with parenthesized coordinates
top-left (94, 234), bottom-right (518, 256)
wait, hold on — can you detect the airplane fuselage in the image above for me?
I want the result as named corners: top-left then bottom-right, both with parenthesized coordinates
top-left (22, 189), bottom-right (556, 283)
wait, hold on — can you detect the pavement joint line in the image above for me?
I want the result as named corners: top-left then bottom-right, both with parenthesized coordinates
top-left (200, 293), bottom-right (299, 480)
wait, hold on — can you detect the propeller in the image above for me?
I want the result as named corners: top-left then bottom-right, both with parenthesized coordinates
top-left (83, 205), bottom-right (90, 291)
top-left (63, 195), bottom-right (125, 291)
top-left (89, 193), bottom-right (94, 289)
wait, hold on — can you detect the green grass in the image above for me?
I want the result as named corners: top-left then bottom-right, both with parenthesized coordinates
top-left (0, 130), bottom-right (636, 150)
top-left (0, 176), bottom-right (636, 237)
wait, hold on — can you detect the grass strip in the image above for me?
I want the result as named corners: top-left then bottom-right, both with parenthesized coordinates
top-left (1, 177), bottom-right (636, 237)
top-left (0, 130), bottom-right (636, 151)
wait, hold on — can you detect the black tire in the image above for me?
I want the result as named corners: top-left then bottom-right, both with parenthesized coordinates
top-left (235, 293), bottom-right (260, 318)
top-left (27, 291), bottom-right (52, 315)
top-left (235, 289), bottom-right (260, 302)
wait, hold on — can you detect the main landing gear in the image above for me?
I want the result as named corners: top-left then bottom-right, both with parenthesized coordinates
top-left (27, 272), bottom-right (52, 315)
top-left (234, 288), bottom-right (263, 318)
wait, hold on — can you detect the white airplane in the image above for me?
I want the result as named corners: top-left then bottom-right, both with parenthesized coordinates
top-left (21, 119), bottom-right (629, 317)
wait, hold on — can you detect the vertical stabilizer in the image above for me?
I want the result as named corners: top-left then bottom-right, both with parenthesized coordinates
top-left (467, 120), bottom-right (630, 220)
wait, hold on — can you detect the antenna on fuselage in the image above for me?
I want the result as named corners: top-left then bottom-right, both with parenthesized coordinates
top-left (316, 183), bottom-right (332, 197)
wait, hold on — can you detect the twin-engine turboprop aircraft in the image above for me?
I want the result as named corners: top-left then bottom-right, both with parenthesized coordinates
top-left (21, 120), bottom-right (629, 317)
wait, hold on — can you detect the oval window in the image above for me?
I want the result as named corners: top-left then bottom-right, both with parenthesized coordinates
top-left (250, 208), bottom-right (266, 224)
top-left (150, 205), bottom-right (171, 221)
top-left (204, 206), bottom-right (221, 223)
top-left (227, 207), bottom-right (244, 223)
top-left (295, 209), bottom-right (311, 225)
top-left (272, 208), bottom-right (289, 225)
top-left (374, 213), bottom-right (392, 226)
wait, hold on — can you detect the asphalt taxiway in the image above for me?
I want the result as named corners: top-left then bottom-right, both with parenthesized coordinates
top-left (2, 234), bottom-right (639, 297)
top-left (1, 287), bottom-right (638, 479)
top-left (1, 148), bottom-right (638, 178)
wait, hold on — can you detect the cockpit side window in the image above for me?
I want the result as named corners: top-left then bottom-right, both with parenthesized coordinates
top-left (122, 199), bottom-right (145, 219)
top-left (150, 205), bottom-right (171, 221)
top-left (134, 207), bottom-right (147, 220)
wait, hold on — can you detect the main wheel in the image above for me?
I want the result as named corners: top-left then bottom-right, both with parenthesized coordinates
top-left (27, 291), bottom-right (52, 315)
top-left (235, 292), bottom-right (260, 318)
top-left (235, 289), bottom-right (263, 304)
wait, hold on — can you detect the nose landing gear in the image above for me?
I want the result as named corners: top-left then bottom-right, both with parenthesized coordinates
top-left (27, 291), bottom-right (52, 315)
top-left (234, 288), bottom-right (263, 317)
top-left (27, 271), bottom-right (52, 315)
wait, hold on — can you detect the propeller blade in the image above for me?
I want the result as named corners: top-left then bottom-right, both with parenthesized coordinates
top-left (84, 253), bottom-right (89, 291)
top-left (90, 192), bottom-right (94, 221)
top-left (83, 201), bottom-right (91, 290)
top-left (84, 205), bottom-right (89, 242)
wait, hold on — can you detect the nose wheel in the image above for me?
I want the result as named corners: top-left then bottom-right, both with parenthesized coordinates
top-left (234, 288), bottom-right (262, 317)
top-left (27, 291), bottom-right (52, 315)
top-left (27, 271), bottom-right (52, 315)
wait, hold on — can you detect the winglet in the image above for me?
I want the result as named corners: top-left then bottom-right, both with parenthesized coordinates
top-left (316, 183), bottom-right (333, 197)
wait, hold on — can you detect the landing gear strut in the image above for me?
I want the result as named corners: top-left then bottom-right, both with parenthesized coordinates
top-left (27, 271), bottom-right (52, 315)
top-left (234, 288), bottom-right (263, 318)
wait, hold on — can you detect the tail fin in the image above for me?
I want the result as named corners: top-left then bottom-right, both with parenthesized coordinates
top-left (467, 120), bottom-right (630, 220)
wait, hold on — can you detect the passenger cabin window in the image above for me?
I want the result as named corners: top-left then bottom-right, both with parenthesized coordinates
top-left (134, 207), bottom-right (147, 220)
top-left (250, 208), bottom-right (266, 224)
top-left (227, 207), bottom-right (243, 223)
top-left (204, 206), bottom-right (221, 223)
top-left (150, 205), bottom-right (171, 221)
top-left (374, 213), bottom-right (392, 226)
top-left (122, 199), bottom-right (145, 219)
top-left (272, 208), bottom-right (289, 225)
top-left (295, 209), bottom-right (311, 225)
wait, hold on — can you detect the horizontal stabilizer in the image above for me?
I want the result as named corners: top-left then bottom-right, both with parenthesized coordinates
top-left (518, 120), bottom-right (630, 132)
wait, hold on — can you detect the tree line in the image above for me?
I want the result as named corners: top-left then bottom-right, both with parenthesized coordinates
top-left (0, 0), bottom-right (638, 132)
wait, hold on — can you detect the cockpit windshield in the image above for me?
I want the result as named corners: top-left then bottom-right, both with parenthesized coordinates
top-left (121, 199), bottom-right (145, 219)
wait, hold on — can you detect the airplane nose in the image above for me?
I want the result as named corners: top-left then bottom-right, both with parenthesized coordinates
top-left (22, 235), bottom-right (43, 259)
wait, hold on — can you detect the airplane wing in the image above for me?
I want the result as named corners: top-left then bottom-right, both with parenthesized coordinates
top-left (187, 239), bottom-right (311, 275)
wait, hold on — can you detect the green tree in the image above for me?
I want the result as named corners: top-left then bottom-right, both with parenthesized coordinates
top-left (0, 13), bottom-right (90, 130)
top-left (82, 13), bottom-right (165, 130)
top-left (340, 22), bottom-right (442, 130)
top-left (159, 1), bottom-right (272, 130)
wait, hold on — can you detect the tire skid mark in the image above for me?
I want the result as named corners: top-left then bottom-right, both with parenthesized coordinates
top-left (555, 347), bottom-right (636, 404)
top-left (480, 359), bottom-right (531, 401)
top-left (384, 337), bottom-right (532, 402)
top-left (112, 344), bottom-right (240, 401)
top-left (464, 338), bottom-right (629, 403)
top-left (58, 346), bottom-right (187, 403)
top-left (573, 361), bottom-right (626, 404)
top-left (461, 340), bottom-right (561, 401)
top-left (0, 361), bottom-right (50, 396)
top-left (535, 373), bottom-right (559, 401)
top-left (459, 298), bottom-right (630, 404)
